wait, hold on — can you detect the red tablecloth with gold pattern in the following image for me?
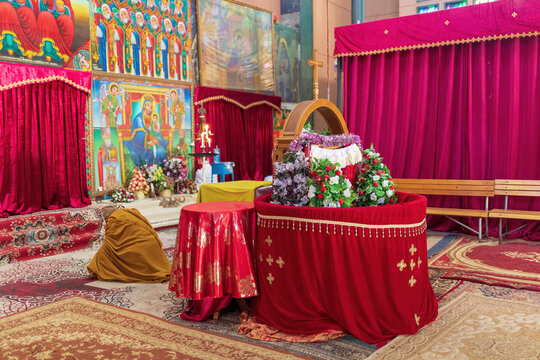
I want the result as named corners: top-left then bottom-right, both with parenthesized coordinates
top-left (169, 202), bottom-right (258, 305)
top-left (252, 192), bottom-right (438, 344)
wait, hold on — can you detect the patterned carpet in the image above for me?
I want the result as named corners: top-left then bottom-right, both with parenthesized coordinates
top-left (0, 229), bottom-right (537, 359)
top-left (367, 293), bottom-right (540, 359)
top-left (0, 297), bottom-right (306, 360)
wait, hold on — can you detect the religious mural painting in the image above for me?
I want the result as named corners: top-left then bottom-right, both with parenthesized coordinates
top-left (91, 78), bottom-right (191, 193)
top-left (0, 0), bottom-right (91, 70)
top-left (198, 0), bottom-right (274, 92)
top-left (89, 0), bottom-right (192, 81)
top-left (274, 23), bottom-right (298, 103)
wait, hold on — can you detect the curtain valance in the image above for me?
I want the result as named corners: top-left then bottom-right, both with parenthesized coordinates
top-left (0, 62), bottom-right (91, 93)
top-left (334, 0), bottom-right (540, 57)
top-left (194, 86), bottom-right (282, 113)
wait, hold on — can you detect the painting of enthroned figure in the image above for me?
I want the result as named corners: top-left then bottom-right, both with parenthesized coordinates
top-left (91, 78), bottom-right (191, 193)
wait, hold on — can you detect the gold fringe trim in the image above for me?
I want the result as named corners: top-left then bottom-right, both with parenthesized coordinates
top-left (0, 75), bottom-right (91, 94)
top-left (335, 31), bottom-right (540, 58)
top-left (194, 95), bottom-right (282, 114)
top-left (257, 213), bottom-right (427, 238)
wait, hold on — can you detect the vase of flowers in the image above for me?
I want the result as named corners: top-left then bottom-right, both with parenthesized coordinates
top-left (176, 178), bottom-right (198, 194)
top-left (128, 168), bottom-right (150, 199)
top-left (162, 157), bottom-right (190, 189)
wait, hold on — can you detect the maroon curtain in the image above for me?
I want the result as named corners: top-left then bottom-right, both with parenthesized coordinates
top-left (343, 36), bottom-right (540, 240)
top-left (194, 86), bottom-right (281, 181)
top-left (0, 81), bottom-right (91, 217)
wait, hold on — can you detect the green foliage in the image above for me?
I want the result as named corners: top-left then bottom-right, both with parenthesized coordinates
top-left (355, 144), bottom-right (398, 206)
top-left (308, 158), bottom-right (356, 208)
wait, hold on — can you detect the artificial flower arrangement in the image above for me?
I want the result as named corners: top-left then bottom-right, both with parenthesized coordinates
top-left (288, 129), bottom-right (362, 154)
top-left (162, 156), bottom-right (190, 183)
top-left (152, 166), bottom-right (174, 192)
top-left (308, 158), bottom-right (356, 207)
top-left (355, 144), bottom-right (398, 206)
top-left (111, 188), bottom-right (135, 203)
top-left (128, 168), bottom-right (150, 194)
top-left (176, 178), bottom-right (198, 194)
top-left (271, 151), bottom-right (310, 206)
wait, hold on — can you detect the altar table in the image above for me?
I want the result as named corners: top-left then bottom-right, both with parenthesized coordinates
top-left (252, 192), bottom-right (438, 344)
top-left (169, 202), bottom-right (258, 321)
top-left (196, 180), bottom-right (272, 203)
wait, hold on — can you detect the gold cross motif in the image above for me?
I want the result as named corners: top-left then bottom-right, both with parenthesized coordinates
top-left (409, 275), bottom-right (417, 287)
top-left (409, 244), bottom-right (417, 256)
top-left (265, 236), bottom-right (272, 247)
top-left (384, 29), bottom-right (389, 34)
top-left (307, 49), bottom-right (323, 100)
top-left (266, 254), bottom-right (274, 266)
top-left (267, 273), bottom-right (275, 285)
top-left (444, 20), bottom-right (450, 26)
top-left (512, 12), bottom-right (517, 18)
top-left (276, 257), bottom-right (285, 268)
top-left (410, 259), bottom-right (416, 271)
top-left (397, 259), bottom-right (407, 271)
top-left (417, 257), bottom-right (423, 267)
top-left (414, 314), bottom-right (420, 326)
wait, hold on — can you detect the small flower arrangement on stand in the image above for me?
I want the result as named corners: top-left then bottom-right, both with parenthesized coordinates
top-left (111, 188), bottom-right (135, 203)
top-left (128, 168), bottom-right (150, 199)
top-left (308, 158), bottom-right (356, 207)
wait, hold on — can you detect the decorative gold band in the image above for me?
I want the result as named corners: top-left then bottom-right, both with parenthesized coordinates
top-left (257, 213), bottom-right (427, 238)
top-left (335, 31), bottom-right (540, 58)
top-left (0, 75), bottom-right (91, 94)
top-left (194, 95), bottom-right (282, 114)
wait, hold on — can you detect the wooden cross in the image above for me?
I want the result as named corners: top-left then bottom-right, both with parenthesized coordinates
top-left (307, 49), bottom-right (323, 100)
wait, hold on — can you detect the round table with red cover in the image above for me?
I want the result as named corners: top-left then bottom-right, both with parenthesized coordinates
top-left (252, 192), bottom-right (438, 344)
top-left (169, 201), bottom-right (258, 321)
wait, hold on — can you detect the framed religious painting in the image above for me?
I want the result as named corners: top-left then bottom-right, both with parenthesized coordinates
top-left (89, 75), bottom-right (192, 195)
top-left (274, 23), bottom-right (298, 103)
top-left (89, 0), bottom-right (193, 82)
top-left (197, 0), bottom-right (275, 92)
top-left (0, 0), bottom-right (91, 70)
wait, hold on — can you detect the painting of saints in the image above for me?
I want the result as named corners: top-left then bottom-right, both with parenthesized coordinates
top-left (131, 11), bottom-right (146, 76)
top-left (176, 21), bottom-right (189, 80)
top-left (116, 7), bottom-right (132, 74)
top-left (36, 0), bottom-right (75, 62)
top-left (160, 18), bottom-right (174, 79)
top-left (124, 94), bottom-right (168, 166)
top-left (146, 14), bottom-right (162, 77)
top-left (101, 82), bottom-right (124, 127)
top-left (0, 0), bottom-right (39, 57)
top-left (95, 4), bottom-right (119, 72)
top-left (277, 39), bottom-right (292, 102)
top-left (97, 127), bottom-right (120, 190)
top-left (168, 89), bottom-right (185, 130)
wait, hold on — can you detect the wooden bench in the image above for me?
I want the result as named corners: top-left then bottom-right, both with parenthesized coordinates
top-left (393, 179), bottom-right (495, 240)
top-left (488, 179), bottom-right (540, 243)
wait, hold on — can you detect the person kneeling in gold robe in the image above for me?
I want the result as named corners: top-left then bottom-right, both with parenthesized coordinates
top-left (88, 206), bottom-right (171, 282)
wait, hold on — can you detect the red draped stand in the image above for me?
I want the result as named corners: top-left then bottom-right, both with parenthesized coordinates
top-left (252, 192), bottom-right (438, 344)
top-left (335, 0), bottom-right (540, 240)
top-left (169, 202), bottom-right (258, 321)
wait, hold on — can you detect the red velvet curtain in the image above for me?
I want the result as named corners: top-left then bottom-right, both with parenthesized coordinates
top-left (343, 36), bottom-right (540, 240)
top-left (0, 81), bottom-right (91, 217)
top-left (194, 86), bottom-right (280, 181)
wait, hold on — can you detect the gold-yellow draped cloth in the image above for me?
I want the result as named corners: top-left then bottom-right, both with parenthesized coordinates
top-left (196, 180), bottom-right (272, 203)
top-left (87, 209), bottom-right (171, 283)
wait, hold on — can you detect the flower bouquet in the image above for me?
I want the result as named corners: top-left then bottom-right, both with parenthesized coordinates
top-left (307, 158), bottom-right (356, 207)
top-left (128, 168), bottom-right (150, 199)
top-left (176, 178), bottom-right (198, 194)
top-left (355, 144), bottom-right (398, 206)
top-left (111, 188), bottom-right (135, 203)
top-left (271, 151), bottom-right (310, 206)
top-left (162, 157), bottom-right (189, 183)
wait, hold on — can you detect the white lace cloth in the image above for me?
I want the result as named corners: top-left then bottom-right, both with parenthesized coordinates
top-left (310, 144), bottom-right (363, 166)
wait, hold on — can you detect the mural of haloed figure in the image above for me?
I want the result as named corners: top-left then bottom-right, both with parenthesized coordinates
top-left (92, 78), bottom-right (191, 192)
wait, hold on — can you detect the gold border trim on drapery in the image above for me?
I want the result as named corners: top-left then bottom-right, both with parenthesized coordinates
top-left (257, 213), bottom-right (427, 238)
top-left (335, 31), bottom-right (540, 58)
top-left (0, 75), bottom-right (91, 94)
top-left (194, 95), bottom-right (282, 114)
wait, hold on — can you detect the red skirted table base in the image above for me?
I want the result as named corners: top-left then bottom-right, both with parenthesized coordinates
top-left (169, 202), bottom-right (258, 321)
top-left (252, 192), bottom-right (438, 344)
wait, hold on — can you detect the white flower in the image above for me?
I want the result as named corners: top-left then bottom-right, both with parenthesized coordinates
top-left (329, 176), bottom-right (339, 185)
top-left (343, 189), bottom-right (351, 198)
top-left (370, 192), bottom-right (377, 201)
top-left (386, 190), bottom-right (394, 197)
top-left (382, 180), bottom-right (389, 188)
top-left (308, 185), bottom-right (316, 198)
top-left (286, 163), bottom-right (294, 171)
top-left (344, 179), bottom-right (352, 187)
top-left (373, 175), bottom-right (380, 181)
top-left (377, 197), bottom-right (385, 204)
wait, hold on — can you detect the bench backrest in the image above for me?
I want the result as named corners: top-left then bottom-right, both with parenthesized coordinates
top-left (393, 179), bottom-right (495, 197)
top-left (494, 179), bottom-right (540, 197)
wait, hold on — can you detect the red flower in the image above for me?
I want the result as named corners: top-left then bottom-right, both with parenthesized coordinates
top-left (390, 199), bottom-right (394, 204)
top-left (338, 199), bottom-right (344, 205)
top-left (321, 187), bottom-right (326, 192)
top-left (373, 159), bottom-right (379, 164)
top-left (389, 177), bottom-right (393, 181)
top-left (316, 176), bottom-right (322, 182)
top-left (336, 170), bottom-right (342, 176)
top-left (326, 166), bottom-right (331, 171)
top-left (390, 186), bottom-right (394, 190)
top-left (366, 165), bottom-right (370, 170)
top-left (361, 168), bottom-right (366, 173)
top-left (324, 175), bottom-right (329, 180)
top-left (373, 181), bottom-right (378, 187)
top-left (367, 155), bottom-right (370, 160)
top-left (318, 194), bottom-right (323, 199)
top-left (332, 165), bottom-right (336, 170)
top-left (377, 170), bottom-right (382, 175)
top-left (321, 183), bottom-right (326, 188)
top-left (360, 177), bottom-right (365, 182)
top-left (359, 190), bottom-right (364, 195)
top-left (382, 170), bottom-right (386, 174)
